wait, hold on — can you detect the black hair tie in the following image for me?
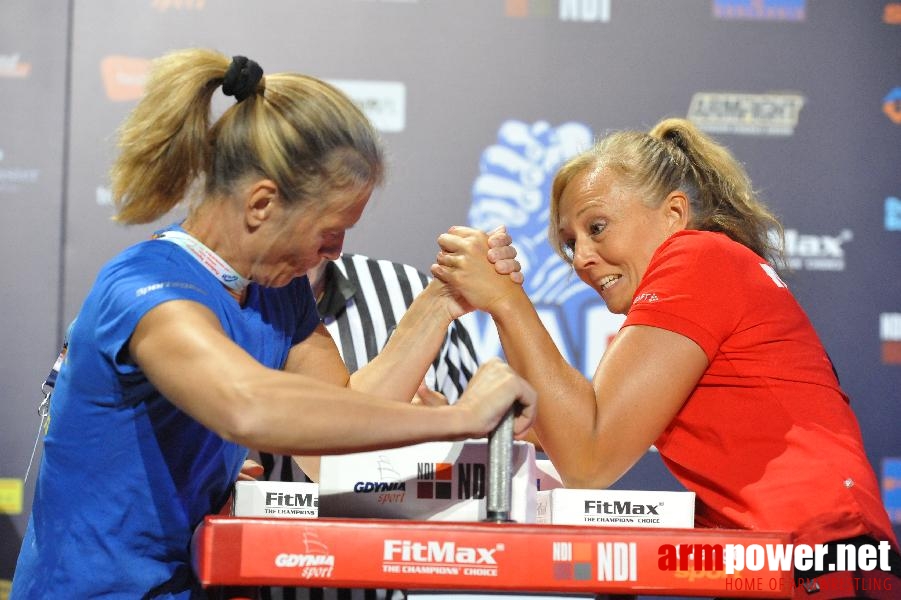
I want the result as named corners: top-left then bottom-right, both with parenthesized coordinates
top-left (222, 56), bottom-right (263, 103)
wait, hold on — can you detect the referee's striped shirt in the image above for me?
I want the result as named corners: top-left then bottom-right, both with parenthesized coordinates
top-left (259, 253), bottom-right (480, 600)
top-left (321, 253), bottom-right (479, 401)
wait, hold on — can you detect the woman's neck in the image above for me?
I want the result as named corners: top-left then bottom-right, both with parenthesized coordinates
top-left (181, 206), bottom-right (250, 303)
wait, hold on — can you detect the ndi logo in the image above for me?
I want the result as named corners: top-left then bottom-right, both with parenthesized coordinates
top-left (468, 120), bottom-right (625, 377)
top-left (416, 462), bottom-right (486, 500)
top-left (553, 540), bottom-right (636, 582)
top-left (552, 541), bottom-right (593, 580)
top-left (505, 0), bottom-right (610, 22)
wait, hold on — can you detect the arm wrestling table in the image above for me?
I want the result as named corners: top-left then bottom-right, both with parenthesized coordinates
top-left (192, 411), bottom-right (793, 598)
top-left (191, 515), bottom-right (793, 598)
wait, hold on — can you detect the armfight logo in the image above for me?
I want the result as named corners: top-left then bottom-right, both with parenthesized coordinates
top-left (687, 92), bottom-right (805, 136)
top-left (467, 120), bottom-right (625, 376)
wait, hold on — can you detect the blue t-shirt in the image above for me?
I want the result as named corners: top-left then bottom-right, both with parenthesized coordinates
top-left (12, 228), bottom-right (319, 598)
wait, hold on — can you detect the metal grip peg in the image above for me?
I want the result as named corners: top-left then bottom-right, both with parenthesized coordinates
top-left (485, 406), bottom-right (515, 522)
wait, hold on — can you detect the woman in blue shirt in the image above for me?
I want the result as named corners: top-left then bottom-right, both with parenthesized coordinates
top-left (11, 48), bottom-right (534, 599)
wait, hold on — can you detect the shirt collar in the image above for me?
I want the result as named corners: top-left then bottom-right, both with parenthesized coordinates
top-left (316, 258), bottom-right (357, 318)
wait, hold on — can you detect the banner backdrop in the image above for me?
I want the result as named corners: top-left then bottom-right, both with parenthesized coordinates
top-left (1, 0), bottom-right (899, 593)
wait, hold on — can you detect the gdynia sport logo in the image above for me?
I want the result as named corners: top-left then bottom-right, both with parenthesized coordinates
top-left (467, 120), bottom-right (625, 376)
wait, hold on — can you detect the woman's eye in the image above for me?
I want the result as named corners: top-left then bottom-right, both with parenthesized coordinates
top-left (589, 221), bottom-right (606, 236)
top-left (561, 240), bottom-right (575, 262)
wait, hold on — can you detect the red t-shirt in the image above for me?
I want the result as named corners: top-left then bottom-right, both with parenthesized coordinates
top-left (624, 230), bottom-right (897, 549)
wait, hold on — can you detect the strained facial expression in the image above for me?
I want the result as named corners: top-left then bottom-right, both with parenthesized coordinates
top-left (557, 168), bottom-right (674, 314)
top-left (250, 185), bottom-right (371, 288)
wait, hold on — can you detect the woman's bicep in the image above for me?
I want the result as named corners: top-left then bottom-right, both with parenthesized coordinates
top-left (283, 323), bottom-right (350, 387)
top-left (586, 324), bottom-right (708, 486)
top-left (128, 299), bottom-right (267, 435)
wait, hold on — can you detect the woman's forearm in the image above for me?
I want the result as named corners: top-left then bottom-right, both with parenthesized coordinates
top-left (489, 289), bottom-right (605, 484)
top-left (348, 281), bottom-right (455, 401)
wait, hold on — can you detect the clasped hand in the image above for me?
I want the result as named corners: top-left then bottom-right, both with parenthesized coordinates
top-left (431, 225), bottom-right (523, 314)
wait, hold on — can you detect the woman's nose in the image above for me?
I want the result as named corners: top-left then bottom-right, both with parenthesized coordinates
top-left (571, 238), bottom-right (596, 271)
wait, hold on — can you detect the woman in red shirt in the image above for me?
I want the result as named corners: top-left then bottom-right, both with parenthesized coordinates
top-left (433, 117), bottom-right (900, 599)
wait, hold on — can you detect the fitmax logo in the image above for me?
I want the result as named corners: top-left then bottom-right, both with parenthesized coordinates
top-left (584, 500), bottom-right (661, 515)
top-left (384, 540), bottom-right (501, 564)
top-left (266, 492), bottom-right (318, 508)
top-left (774, 228), bottom-right (852, 272)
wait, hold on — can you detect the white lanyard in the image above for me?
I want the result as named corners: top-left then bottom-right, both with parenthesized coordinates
top-left (154, 230), bottom-right (249, 293)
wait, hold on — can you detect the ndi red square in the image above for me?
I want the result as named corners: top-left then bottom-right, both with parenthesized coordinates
top-left (417, 481), bottom-right (433, 499)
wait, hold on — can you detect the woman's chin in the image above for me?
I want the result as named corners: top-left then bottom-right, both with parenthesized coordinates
top-left (599, 289), bottom-right (629, 315)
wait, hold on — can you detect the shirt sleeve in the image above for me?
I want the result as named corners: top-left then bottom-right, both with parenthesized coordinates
top-left (289, 275), bottom-right (321, 346)
top-left (92, 245), bottom-right (225, 374)
top-left (624, 232), bottom-right (747, 363)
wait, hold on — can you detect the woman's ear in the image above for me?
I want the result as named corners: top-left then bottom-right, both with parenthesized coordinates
top-left (664, 190), bottom-right (691, 232)
top-left (245, 179), bottom-right (280, 227)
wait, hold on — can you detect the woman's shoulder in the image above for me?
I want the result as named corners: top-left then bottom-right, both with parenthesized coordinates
top-left (660, 230), bottom-right (760, 263)
top-left (99, 236), bottom-right (192, 275)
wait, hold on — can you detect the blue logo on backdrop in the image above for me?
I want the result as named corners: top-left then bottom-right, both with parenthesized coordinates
top-left (883, 458), bottom-right (901, 525)
top-left (466, 120), bottom-right (625, 377)
top-left (713, 0), bottom-right (805, 21)
top-left (883, 87), bottom-right (901, 124)
top-left (886, 197), bottom-right (901, 231)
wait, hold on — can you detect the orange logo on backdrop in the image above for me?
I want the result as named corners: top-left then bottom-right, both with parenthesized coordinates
top-left (885, 3), bottom-right (901, 24)
top-left (101, 56), bottom-right (150, 102)
top-left (0, 54), bottom-right (32, 78)
top-left (505, 0), bottom-right (528, 17)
